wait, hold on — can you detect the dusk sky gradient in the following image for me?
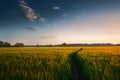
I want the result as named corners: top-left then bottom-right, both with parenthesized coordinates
top-left (0, 0), bottom-right (120, 45)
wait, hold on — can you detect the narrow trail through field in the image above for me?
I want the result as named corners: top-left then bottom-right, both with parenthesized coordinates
top-left (68, 48), bottom-right (85, 80)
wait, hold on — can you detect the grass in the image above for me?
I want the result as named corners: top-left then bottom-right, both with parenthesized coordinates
top-left (78, 47), bottom-right (120, 80)
top-left (0, 46), bottom-right (120, 80)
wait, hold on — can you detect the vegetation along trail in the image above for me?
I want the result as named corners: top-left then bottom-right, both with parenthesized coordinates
top-left (68, 48), bottom-right (85, 80)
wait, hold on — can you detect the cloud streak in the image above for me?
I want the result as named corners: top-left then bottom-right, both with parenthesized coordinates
top-left (40, 36), bottom-right (56, 39)
top-left (26, 27), bottom-right (39, 31)
top-left (40, 17), bottom-right (46, 23)
top-left (63, 14), bottom-right (68, 17)
top-left (53, 6), bottom-right (60, 10)
top-left (18, 0), bottom-right (37, 21)
top-left (113, 24), bottom-right (120, 27)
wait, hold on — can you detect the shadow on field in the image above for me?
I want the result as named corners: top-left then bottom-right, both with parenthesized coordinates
top-left (68, 48), bottom-right (86, 80)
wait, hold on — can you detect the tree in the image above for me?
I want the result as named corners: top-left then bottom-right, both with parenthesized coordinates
top-left (14, 42), bottom-right (24, 47)
top-left (36, 44), bottom-right (39, 47)
top-left (0, 41), bottom-right (4, 47)
top-left (116, 44), bottom-right (120, 46)
top-left (62, 43), bottom-right (68, 46)
top-left (0, 41), bottom-right (11, 47)
top-left (4, 42), bottom-right (11, 47)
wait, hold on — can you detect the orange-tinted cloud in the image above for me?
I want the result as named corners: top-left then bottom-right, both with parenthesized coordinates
top-left (18, 0), bottom-right (37, 21)
top-left (113, 24), bottom-right (120, 27)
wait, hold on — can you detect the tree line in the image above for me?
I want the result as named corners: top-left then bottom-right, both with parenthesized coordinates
top-left (0, 41), bottom-right (120, 47)
top-left (0, 41), bottom-right (24, 47)
top-left (60, 43), bottom-right (120, 46)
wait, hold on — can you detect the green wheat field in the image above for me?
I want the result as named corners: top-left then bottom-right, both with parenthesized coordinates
top-left (0, 46), bottom-right (120, 80)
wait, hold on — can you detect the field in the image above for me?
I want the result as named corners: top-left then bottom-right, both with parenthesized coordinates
top-left (0, 46), bottom-right (120, 80)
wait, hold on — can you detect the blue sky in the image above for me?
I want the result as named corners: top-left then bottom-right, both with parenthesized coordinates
top-left (0, 0), bottom-right (120, 45)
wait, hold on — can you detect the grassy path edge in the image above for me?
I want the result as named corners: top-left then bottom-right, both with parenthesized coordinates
top-left (68, 48), bottom-right (85, 80)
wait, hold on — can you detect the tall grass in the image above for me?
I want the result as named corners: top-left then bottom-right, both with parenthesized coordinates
top-left (77, 47), bottom-right (120, 80)
top-left (0, 47), bottom-right (77, 80)
top-left (0, 47), bottom-right (120, 80)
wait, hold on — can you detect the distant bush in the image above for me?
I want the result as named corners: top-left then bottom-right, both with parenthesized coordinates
top-left (62, 43), bottom-right (68, 46)
top-left (14, 42), bottom-right (24, 47)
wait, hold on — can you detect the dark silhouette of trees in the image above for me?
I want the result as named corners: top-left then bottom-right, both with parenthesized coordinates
top-left (0, 41), bottom-right (4, 47)
top-left (62, 43), bottom-right (68, 46)
top-left (4, 42), bottom-right (11, 47)
top-left (116, 44), bottom-right (120, 46)
top-left (0, 41), bottom-right (11, 47)
top-left (0, 40), bottom-right (120, 47)
top-left (14, 42), bottom-right (24, 47)
top-left (36, 44), bottom-right (40, 47)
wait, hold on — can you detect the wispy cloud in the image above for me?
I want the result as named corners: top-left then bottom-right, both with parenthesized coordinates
top-left (26, 27), bottom-right (39, 31)
top-left (61, 20), bottom-right (66, 23)
top-left (77, 16), bottom-right (81, 18)
top-left (40, 17), bottom-right (46, 23)
top-left (48, 23), bottom-right (57, 27)
top-left (53, 6), bottom-right (60, 10)
top-left (52, 23), bottom-right (57, 27)
top-left (40, 36), bottom-right (56, 39)
top-left (113, 24), bottom-right (120, 27)
top-left (18, 0), bottom-right (38, 21)
top-left (63, 14), bottom-right (68, 17)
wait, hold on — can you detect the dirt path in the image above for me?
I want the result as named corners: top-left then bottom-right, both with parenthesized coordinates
top-left (68, 48), bottom-right (85, 80)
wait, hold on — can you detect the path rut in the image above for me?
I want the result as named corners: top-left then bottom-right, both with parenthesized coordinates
top-left (68, 48), bottom-right (85, 80)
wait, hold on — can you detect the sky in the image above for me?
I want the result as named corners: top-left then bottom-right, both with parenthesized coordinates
top-left (0, 0), bottom-right (120, 45)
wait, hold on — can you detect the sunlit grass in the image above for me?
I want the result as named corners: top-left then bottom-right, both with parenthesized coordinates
top-left (78, 46), bottom-right (120, 80)
top-left (0, 46), bottom-right (120, 80)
